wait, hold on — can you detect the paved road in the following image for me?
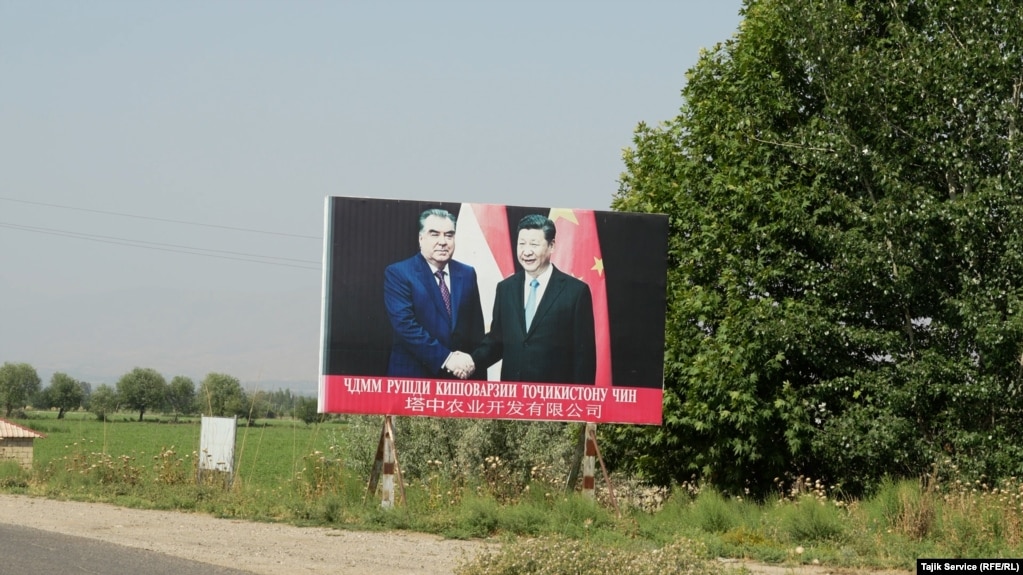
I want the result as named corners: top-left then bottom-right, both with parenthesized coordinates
top-left (0, 523), bottom-right (258, 575)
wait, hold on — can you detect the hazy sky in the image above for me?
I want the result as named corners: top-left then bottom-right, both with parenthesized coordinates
top-left (0, 1), bottom-right (744, 393)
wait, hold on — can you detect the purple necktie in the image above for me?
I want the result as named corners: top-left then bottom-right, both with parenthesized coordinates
top-left (436, 270), bottom-right (451, 316)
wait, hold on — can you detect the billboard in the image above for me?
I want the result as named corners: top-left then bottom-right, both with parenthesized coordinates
top-left (318, 197), bottom-right (668, 425)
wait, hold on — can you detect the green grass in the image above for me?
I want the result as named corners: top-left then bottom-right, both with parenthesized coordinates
top-left (22, 411), bottom-right (340, 491)
top-left (8, 411), bottom-right (1023, 572)
top-left (456, 535), bottom-right (723, 575)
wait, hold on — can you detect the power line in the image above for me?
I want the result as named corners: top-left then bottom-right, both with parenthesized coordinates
top-left (0, 222), bottom-right (322, 271)
top-left (0, 196), bottom-right (323, 240)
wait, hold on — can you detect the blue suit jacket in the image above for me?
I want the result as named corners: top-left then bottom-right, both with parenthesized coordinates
top-left (384, 254), bottom-right (485, 377)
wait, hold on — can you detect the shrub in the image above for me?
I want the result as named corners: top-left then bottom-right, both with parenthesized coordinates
top-left (296, 447), bottom-right (346, 499)
top-left (781, 496), bottom-right (847, 543)
top-left (691, 488), bottom-right (740, 533)
top-left (455, 535), bottom-right (723, 575)
top-left (152, 446), bottom-right (191, 486)
top-left (549, 494), bottom-right (615, 538)
top-left (864, 478), bottom-right (935, 541)
top-left (460, 496), bottom-right (501, 538)
top-left (0, 460), bottom-right (29, 489)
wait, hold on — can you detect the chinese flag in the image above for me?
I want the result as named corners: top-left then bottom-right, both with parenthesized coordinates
top-left (548, 208), bottom-right (612, 387)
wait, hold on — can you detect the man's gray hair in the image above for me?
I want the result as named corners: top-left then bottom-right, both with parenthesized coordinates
top-left (419, 208), bottom-right (457, 232)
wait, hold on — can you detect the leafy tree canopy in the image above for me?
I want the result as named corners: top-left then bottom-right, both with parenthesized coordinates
top-left (47, 372), bottom-right (85, 419)
top-left (293, 396), bottom-right (323, 425)
top-left (0, 362), bottom-right (41, 417)
top-left (116, 367), bottom-right (168, 422)
top-left (166, 375), bottom-right (197, 420)
top-left (612, 0), bottom-right (1023, 495)
top-left (198, 373), bottom-right (246, 418)
top-left (89, 384), bottom-right (119, 422)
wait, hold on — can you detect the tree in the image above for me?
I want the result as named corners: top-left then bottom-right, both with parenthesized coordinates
top-left (116, 367), bottom-right (167, 421)
top-left (293, 396), bottom-right (323, 425)
top-left (32, 385), bottom-right (52, 410)
top-left (0, 362), bottom-right (41, 417)
top-left (47, 372), bottom-right (85, 419)
top-left (89, 384), bottom-right (119, 421)
top-left (197, 373), bottom-right (246, 417)
top-left (268, 388), bottom-right (298, 416)
top-left (243, 389), bottom-right (272, 425)
top-left (78, 380), bottom-right (92, 409)
top-left (612, 0), bottom-right (1023, 494)
top-left (165, 375), bottom-right (196, 421)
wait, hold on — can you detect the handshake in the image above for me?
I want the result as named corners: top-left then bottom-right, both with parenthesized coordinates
top-left (445, 351), bottom-right (476, 379)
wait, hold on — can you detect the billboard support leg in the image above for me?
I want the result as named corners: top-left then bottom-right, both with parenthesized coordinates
top-left (389, 417), bottom-right (407, 507)
top-left (366, 415), bottom-right (405, 509)
top-left (579, 423), bottom-right (620, 517)
top-left (581, 423), bottom-right (597, 500)
top-left (565, 423), bottom-right (586, 492)
top-left (366, 418), bottom-right (386, 503)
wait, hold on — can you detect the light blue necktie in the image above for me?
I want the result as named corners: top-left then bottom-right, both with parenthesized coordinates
top-left (524, 278), bottom-right (539, 330)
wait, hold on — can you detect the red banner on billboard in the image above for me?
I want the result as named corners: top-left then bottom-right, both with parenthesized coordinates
top-left (318, 197), bottom-right (669, 425)
top-left (321, 376), bottom-right (663, 425)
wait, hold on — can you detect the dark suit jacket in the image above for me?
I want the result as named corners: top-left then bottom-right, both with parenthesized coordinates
top-left (384, 254), bottom-right (485, 377)
top-left (472, 265), bottom-right (596, 384)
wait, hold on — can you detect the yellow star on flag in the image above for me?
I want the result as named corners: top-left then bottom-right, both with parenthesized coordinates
top-left (591, 257), bottom-right (604, 277)
top-left (549, 208), bottom-right (579, 225)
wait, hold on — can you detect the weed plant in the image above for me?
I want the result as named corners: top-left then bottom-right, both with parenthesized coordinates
top-left (0, 460), bottom-right (30, 490)
top-left (456, 536), bottom-right (723, 575)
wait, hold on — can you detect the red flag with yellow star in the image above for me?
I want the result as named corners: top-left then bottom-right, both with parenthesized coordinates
top-left (548, 208), bottom-right (612, 387)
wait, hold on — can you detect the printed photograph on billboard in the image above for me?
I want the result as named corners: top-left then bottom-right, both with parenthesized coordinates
top-left (318, 196), bottom-right (668, 425)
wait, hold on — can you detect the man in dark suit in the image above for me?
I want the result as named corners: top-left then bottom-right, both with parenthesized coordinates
top-left (384, 209), bottom-right (483, 378)
top-left (471, 214), bottom-right (596, 384)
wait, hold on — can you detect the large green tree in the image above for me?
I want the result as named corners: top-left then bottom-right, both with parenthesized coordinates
top-left (198, 373), bottom-right (246, 417)
top-left (165, 375), bottom-right (196, 420)
top-left (116, 367), bottom-right (167, 421)
top-left (47, 372), bottom-right (85, 419)
top-left (0, 362), bottom-right (41, 417)
top-left (293, 396), bottom-right (323, 425)
top-left (89, 384), bottom-right (119, 421)
top-left (612, 0), bottom-right (1023, 494)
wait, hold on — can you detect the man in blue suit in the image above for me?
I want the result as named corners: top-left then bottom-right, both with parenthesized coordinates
top-left (384, 209), bottom-right (484, 378)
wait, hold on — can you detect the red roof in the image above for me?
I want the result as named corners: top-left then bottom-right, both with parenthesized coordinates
top-left (0, 418), bottom-right (45, 439)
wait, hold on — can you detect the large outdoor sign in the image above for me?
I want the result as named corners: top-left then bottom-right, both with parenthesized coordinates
top-left (318, 197), bottom-right (668, 425)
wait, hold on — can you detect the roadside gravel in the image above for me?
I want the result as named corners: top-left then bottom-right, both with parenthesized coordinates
top-left (0, 494), bottom-right (486, 575)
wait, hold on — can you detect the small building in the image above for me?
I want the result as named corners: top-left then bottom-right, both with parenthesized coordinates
top-left (0, 418), bottom-right (45, 469)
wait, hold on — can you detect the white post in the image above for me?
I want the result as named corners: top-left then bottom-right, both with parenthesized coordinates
top-left (581, 422), bottom-right (597, 500)
top-left (381, 416), bottom-right (396, 508)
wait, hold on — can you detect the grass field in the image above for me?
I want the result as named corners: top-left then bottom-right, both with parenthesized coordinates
top-left (19, 411), bottom-right (342, 490)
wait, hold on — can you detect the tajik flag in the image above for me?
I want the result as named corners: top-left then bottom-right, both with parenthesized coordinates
top-left (548, 208), bottom-right (612, 387)
top-left (455, 203), bottom-right (515, 381)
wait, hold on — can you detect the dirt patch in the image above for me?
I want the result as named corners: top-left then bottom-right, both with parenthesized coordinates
top-left (0, 494), bottom-right (912, 575)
